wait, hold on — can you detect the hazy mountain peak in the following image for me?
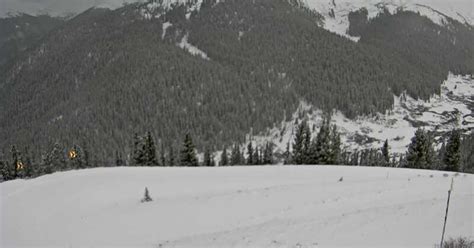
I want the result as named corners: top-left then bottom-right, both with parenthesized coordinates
top-left (304, 0), bottom-right (473, 40)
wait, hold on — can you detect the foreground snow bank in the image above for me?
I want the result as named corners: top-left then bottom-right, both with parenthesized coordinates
top-left (1, 166), bottom-right (472, 247)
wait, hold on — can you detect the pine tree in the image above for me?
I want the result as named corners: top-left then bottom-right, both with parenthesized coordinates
top-left (143, 132), bottom-right (159, 166)
top-left (22, 146), bottom-right (34, 178)
top-left (381, 139), bottom-right (390, 165)
top-left (253, 147), bottom-right (261, 165)
top-left (350, 151), bottom-right (360, 165)
top-left (438, 141), bottom-right (447, 167)
top-left (284, 142), bottom-right (291, 164)
top-left (230, 144), bottom-right (241, 166)
top-left (426, 133), bottom-right (439, 169)
top-left (180, 134), bottom-right (199, 167)
top-left (292, 121), bottom-right (308, 165)
top-left (313, 117), bottom-right (332, 164)
top-left (263, 142), bottom-right (274, 165)
top-left (10, 145), bottom-right (22, 179)
top-left (444, 129), bottom-right (461, 172)
top-left (83, 145), bottom-right (91, 168)
top-left (406, 129), bottom-right (436, 169)
top-left (246, 141), bottom-right (254, 165)
top-left (132, 133), bottom-right (145, 166)
top-left (210, 156), bottom-right (216, 167)
top-left (328, 125), bottom-right (341, 164)
top-left (160, 143), bottom-right (166, 167)
top-left (168, 146), bottom-right (175, 167)
top-left (0, 160), bottom-right (8, 181)
top-left (220, 146), bottom-right (229, 166)
top-left (115, 150), bottom-right (124, 167)
top-left (302, 124), bottom-right (312, 164)
top-left (203, 148), bottom-right (212, 167)
top-left (43, 143), bottom-right (66, 174)
top-left (141, 187), bottom-right (153, 203)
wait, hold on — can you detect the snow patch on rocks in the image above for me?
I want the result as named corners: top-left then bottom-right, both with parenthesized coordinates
top-left (249, 73), bottom-right (474, 156)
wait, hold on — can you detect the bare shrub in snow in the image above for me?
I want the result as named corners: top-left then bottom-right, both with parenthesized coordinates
top-left (437, 237), bottom-right (474, 248)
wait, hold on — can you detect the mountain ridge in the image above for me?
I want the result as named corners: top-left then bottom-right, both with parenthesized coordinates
top-left (0, 0), bottom-right (472, 164)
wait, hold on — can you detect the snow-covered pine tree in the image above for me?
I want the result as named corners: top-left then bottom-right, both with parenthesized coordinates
top-left (220, 146), bottom-right (229, 166)
top-left (444, 129), bottom-right (461, 172)
top-left (180, 134), bottom-right (199, 167)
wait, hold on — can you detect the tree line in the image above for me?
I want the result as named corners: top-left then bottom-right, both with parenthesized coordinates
top-left (1, 118), bottom-right (470, 182)
top-left (0, 131), bottom-right (277, 181)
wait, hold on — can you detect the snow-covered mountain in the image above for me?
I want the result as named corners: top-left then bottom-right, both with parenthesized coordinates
top-left (249, 74), bottom-right (474, 155)
top-left (2, 166), bottom-right (472, 247)
top-left (306, 0), bottom-right (473, 41)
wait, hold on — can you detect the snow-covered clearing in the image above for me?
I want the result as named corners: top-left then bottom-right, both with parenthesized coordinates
top-left (178, 34), bottom-right (210, 60)
top-left (1, 166), bottom-right (472, 247)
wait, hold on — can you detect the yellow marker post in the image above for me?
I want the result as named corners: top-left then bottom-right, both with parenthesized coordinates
top-left (69, 150), bottom-right (77, 159)
top-left (16, 161), bottom-right (24, 170)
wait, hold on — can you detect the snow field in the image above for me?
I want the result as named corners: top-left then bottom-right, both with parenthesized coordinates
top-left (1, 166), bottom-right (472, 247)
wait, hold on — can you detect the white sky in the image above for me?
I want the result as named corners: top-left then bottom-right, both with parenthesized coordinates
top-left (0, 0), bottom-right (473, 19)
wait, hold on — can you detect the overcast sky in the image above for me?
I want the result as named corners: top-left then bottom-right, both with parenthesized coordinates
top-left (0, 0), bottom-right (472, 18)
top-left (0, 0), bottom-right (135, 16)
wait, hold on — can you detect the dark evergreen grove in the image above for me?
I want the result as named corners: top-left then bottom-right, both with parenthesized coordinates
top-left (0, 0), bottom-right (473, 166)
top-left (1, 124), bottom-right (473, 182)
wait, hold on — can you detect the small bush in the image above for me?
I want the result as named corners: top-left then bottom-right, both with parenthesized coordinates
top-left (439, 237), bottom-right (474, 248)
top-left (141, 187), bottom-right (153, 203)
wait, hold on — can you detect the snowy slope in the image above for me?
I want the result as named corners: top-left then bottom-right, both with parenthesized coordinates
top-left (305, 0), bottom-right (474, 41)
top-left (249, 74), bottom-right (474, 155)
top-left (1, 166), bottom-right (472, 247)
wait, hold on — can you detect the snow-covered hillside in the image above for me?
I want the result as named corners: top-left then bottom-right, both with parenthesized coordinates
top-left (305, 0), bottom-right (474, 41)
top-left (249, 74), bottom-right (474, 155)
top-left (1, 166), bottom-right (472, 247)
